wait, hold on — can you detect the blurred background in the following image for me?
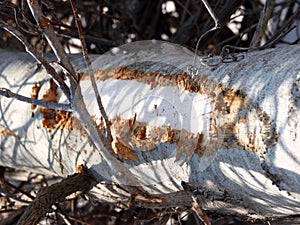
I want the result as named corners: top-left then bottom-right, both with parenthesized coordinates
top-left (0, 0), bottom-right (299, 54)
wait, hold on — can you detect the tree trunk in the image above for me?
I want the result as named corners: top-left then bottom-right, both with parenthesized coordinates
top-left (0, 41), bottom-right (299, 219)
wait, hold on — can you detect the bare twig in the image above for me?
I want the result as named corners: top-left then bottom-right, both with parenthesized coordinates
top-left (219, 24), bottom-right (296, 54)
top-left (212, 23), bottom-right (258, 50)
top-left (18, 3), bottom-right (122, 187)
top-left (20, 0), bottom-right (141, 188)
top-left (75, 5), bottom-right (145, 40)
top-left (0, 20), bottom-right (71, 100)
top-left (176, 0), bottom-right (193, 25)
top-left (260, 6), bottom-right (300, 48)
top-left (260, 25), bottom-right (296, 49)
top-left (191, 196), bottom-right (211, 225)
top-left (69, 0), bottom-right (113, 143)
top-left (26, 0), bottom-right (77, 98)
top-left (250, 0), bottom-right (275, 48)
top-left (0, 178), bottom-right (35, 202)
top-left (57, 210), bottom-right (94, 225)
top-left (0, 1), bottom-right (39, 36)
top-left (0, 88), bottom-right (72, 111)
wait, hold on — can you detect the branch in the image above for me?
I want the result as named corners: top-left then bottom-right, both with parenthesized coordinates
top-left (26, 0), bottom-right (77, 97)
top-left (250, 0), bottom-right (275, 47)
top-left (23, 0), bottom-right (140, 188)
top-left (0, 20), bottom-right (71, 100)
top-left (70, 0), bottom-right (144, 189)
top-left (260, 7), bottom-right (300, 48)
top-left (17, 167), bottom-right (96, 225)
top-left (0, 88), bottom-right (72, 111)
top-left (191, 196), bottom-right (211, 225)
top-left (69, 0), bottom-right (113, 143)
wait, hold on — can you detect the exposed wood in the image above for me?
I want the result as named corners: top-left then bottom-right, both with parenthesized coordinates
top-left (0, 41), bottom-right (300, 219)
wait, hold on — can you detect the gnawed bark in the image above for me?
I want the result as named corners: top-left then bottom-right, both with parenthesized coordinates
top-left (0, 41), bottom-right (300, 219)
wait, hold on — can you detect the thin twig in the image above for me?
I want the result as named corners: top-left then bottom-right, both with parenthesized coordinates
top-left (26, 0), bottom-right (77, 99)
top-left (220, 24), bottom-right (296, 54)
top-left (57, 210), bottom-right (93, 225)
top-left (0, 1), bottom-right (39, 36)
top-left (250, 0), bottom-right (275, 48)
top-left (260, 25), bottom-right (296, 49)
top-left (0, 178), bottom-right (35, 200)
top-left (0, 20), bottom-right (71, 100)
top-left (75, 6), bottom-right (145, 39)
top-left (0, 88), bottom-right (72, 111)
top-left (176, 0), bottom-right (193, 25)
top-left (191, 196), bottom-right (211, 225)
top-left (260, 6), bottom-right (300, 48)
top-left (69, 0), bottom-right (113, 143)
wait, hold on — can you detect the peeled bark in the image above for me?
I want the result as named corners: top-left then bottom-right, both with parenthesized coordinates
top-left (0, 41), bottom-right (299, 219)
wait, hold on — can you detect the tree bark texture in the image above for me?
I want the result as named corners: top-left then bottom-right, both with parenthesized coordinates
top-left (0, 41), bottom-right (299, 219)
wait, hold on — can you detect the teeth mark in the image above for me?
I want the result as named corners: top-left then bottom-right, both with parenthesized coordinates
top-left (85, 65), bottom-right (278, 165)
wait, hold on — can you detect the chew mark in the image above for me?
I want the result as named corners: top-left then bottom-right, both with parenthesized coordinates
top-left (133, 125), bottom-right (147, 140)
top-left (92, 112), bottom-right (209, 161)
top-left (91, 115), bottom-right (139, 161)
top-left (76, 165), bottom-right (84, 173)
top-left (194, 133), bottom-right (207, 155)
top-left (92, 115), bottom-right (106, 130)
top-left (90, 65), bottom-right (279, 160)
top-left (175, 129), bottom-right (203, 159)
top-left (109, 115), bottom-right (208, 159)
top-left (38, 79), bottom-right (72, 130)
top-left (92, 67), bottom-right (205, 92)
top-left (216, 88), bottom-right (278, 153)
top-left (128, 112), bottom-right (137, 130)
top-left (112, 137), bottom-right (138, 161)
top-left (30, 81), bottom-right (41, 110)
top-left (58, 65), bottom-right (279, 164)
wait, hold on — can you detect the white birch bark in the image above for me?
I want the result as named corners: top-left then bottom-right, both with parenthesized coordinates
top-left (0, 41), bottom-right (299, 218)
